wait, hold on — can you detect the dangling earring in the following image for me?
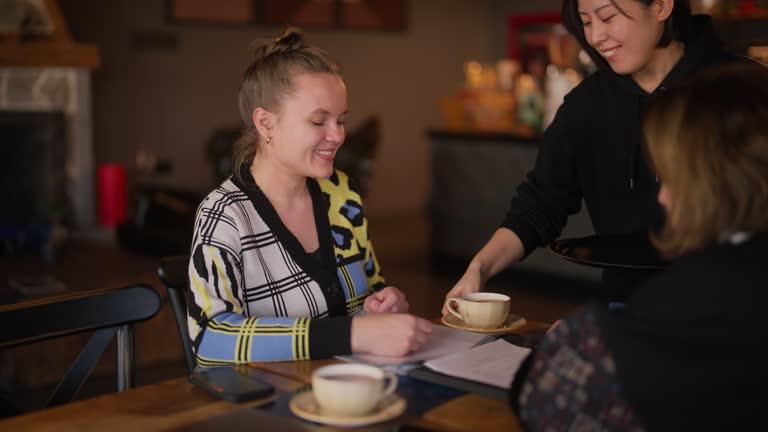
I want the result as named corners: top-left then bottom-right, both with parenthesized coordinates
top-left (266, 136), bottom-right (272, 146)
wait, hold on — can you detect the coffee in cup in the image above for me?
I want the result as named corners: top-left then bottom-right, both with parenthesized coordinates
top-left (446, 292), bottom-right (511, 329)
top-left (311, 364), bottom-right (397, 417)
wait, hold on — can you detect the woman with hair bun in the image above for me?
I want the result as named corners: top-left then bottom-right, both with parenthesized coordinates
top-left (187, 28), bottom-right (431, 365)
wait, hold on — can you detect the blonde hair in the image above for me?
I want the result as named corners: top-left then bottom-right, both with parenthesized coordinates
top-left (232, 27), bottom-right (341, 181)
top-left (644, 63), bottom-right (768, 257)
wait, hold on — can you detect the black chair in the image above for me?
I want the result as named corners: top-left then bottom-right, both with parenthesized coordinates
top-left (116, 186), bottom-right (200, 257)
top-left (157, 255), bottom-right (195, 374)
top-left (333, 116), bottom-right (380, 198)
top-left (0, 284), bottom-right (161, 410)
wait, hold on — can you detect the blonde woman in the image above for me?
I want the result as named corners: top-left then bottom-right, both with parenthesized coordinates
top-left (515, 63), bottom-right (768, 430)
top-left (187, 29), bottom-right (431, 365)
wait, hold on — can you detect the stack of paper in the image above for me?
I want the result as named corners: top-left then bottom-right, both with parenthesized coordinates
top-left (423, 339), bottom-right (532, 389)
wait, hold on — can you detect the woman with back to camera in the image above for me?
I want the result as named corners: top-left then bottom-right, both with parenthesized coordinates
top-left (443, 0), bottom-right (752, 312)
top-left (515, 63), bottom-right (768, 430)
top-left (187, 28), bottom-right (432, 365)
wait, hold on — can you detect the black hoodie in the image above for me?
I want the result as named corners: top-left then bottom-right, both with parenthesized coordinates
top-left (501, 15), bottom-right (745, 294)
top-left (596, 232), bottom-right (768, 430)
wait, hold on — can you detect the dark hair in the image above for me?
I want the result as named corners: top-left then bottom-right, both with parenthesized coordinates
top-left (561, 0), bottom-right (691, 71)
top-left (232, 27), bottom-right (341, 181)
top-left (643, 63), bottom-right (768, 257)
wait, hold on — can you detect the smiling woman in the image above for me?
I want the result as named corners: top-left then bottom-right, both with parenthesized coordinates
top-left (186, 28), bottom-right (432, 365)
top-left (252, 72), bottom-right (348, 181)
top-left (442, 0), bottom-right (752, 312)
top-left (562, 0), bottom-right (690, 90)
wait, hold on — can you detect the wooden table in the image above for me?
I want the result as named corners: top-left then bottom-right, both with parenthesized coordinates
top-left (0, 321), bottom-right (549, 431)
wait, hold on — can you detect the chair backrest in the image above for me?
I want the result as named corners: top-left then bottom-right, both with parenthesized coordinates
top-left (334, 116), bottom-right (379, 198)
top-left (157, 255), bottom-right (195, 374)
top-left (0, 284), bottom-right (161, 409)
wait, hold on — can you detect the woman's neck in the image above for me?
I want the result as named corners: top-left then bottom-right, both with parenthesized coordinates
top-left (249, 154), bottom-right (308, 206)
top-left (632, 41), bottom-right (685, 93)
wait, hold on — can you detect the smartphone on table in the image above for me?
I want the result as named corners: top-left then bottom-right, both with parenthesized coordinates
top-left (189, 365), bottom-right (275, 403)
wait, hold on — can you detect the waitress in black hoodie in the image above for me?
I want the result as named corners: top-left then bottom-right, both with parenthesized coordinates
top-left (442, 0), bottom-right (747, 310)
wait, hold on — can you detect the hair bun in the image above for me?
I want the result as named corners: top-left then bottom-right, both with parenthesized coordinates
top-left (275, 29), bottom-right (302, 48)
top-left (257, 27), bottom-right (304, 60)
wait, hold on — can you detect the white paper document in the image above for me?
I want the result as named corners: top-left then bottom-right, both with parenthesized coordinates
top-left (423, 339), bottom-right (532, 389)
top-left (336, 324), bottom-right (488, 366)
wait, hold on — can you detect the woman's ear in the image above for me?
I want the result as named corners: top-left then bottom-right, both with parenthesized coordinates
top-left (252, 108), bottom-right (273, 143)
top-left (653, 0), bottom-right (674, 22)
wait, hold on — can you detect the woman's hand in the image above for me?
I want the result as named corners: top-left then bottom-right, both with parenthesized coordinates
top-left (441, 228), bottom-right (525, 316)
top-left (442, 261), bottom-right (485, 316)
top-left (363, 286), bottom-right (409, 313)
top-left (351, 313), bottom-right (433, 357)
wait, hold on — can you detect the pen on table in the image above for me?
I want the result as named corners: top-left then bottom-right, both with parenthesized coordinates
top-left (471, 334), bottom-right (500, 348)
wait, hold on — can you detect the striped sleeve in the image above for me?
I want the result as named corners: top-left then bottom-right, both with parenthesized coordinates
top-left (190, 243), bottom-right (352, 365)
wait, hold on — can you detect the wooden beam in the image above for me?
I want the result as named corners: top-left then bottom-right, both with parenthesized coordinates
top-left (0, 41), bottom-right (100, 69)
top-left (42, 0), bottom-right (74, 42)
top-left (0, 0), bottom-right (100, 69)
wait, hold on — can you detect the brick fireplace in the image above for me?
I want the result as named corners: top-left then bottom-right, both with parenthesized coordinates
top-left (1, 67), bottom-right (94, 229)
top-left (0, 0), bottom-right (100, 232)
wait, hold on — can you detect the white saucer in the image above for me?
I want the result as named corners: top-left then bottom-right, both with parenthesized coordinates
top-left (441, 312), bottom-right (527, 333)
top-left (289, 391), bottom-right (406, 428)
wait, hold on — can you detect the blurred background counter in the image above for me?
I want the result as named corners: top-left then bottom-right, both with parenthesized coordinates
top-left (427, 128), bottom-right (600, 282)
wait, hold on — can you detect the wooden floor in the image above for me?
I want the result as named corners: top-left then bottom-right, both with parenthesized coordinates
top-left (4, 211), bottom-right (595, 414)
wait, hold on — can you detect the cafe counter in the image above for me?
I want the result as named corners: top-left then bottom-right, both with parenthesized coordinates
top-left (427, 128), bottom-right (600, 282)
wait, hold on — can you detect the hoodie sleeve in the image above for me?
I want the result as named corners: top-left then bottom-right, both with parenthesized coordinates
top-left (501, 88), bottom-right (585, 257)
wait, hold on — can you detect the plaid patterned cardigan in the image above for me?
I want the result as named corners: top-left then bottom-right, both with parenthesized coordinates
top-left (187, 167), bottom-right (385, 365)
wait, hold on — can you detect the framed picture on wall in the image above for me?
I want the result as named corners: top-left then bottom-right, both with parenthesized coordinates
top-left (168, 0), bottom-right (254, 24)
top-left (168, 0), bottom-right (408, 29)
top-left (507, 12), bottom-right (562, 75)
top-left (340, 0), bottom-right (407, 29)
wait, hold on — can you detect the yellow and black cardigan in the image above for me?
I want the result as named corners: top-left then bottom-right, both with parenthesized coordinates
top-left (187, 166), bottom-right (385, 365)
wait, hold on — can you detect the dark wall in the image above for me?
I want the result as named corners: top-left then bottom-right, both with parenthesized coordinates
top-left (61, 0), bottom-right (559, 216)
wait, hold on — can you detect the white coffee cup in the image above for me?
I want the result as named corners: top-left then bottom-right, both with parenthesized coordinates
top-left (446, 292), bottom-right (511, 329)
top-left (311, 364), bottom-right (398, 417)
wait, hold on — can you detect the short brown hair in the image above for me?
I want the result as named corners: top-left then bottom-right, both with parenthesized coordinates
top-left (643, 63), bottom-right (768, 257)
top-left (232, 28), bottom-right (341, 180)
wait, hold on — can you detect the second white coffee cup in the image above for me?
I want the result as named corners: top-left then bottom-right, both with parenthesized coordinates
top-left (311, 364), bottom-right (397, 417)
top-left (447, 292), bottom-right (511, 329)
